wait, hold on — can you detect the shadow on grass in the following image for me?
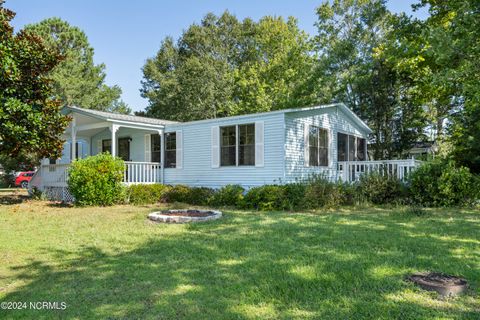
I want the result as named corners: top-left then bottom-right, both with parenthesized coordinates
top-left (0, 194), bottom-right (30, 205)
top-left (1, 209), bottom-right (479, 319)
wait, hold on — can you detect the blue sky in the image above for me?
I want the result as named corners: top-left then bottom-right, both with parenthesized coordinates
top-left (8, 0), bottom-right (428, 113)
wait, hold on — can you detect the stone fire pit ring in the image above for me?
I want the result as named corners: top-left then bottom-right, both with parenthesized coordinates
top-left (406, 272), bottom-right (468, 297)
top-left (148, 209), bottom-right (222, 223)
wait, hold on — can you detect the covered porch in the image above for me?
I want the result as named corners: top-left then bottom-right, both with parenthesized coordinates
top-left (32, 107), bottom-right (177, 193)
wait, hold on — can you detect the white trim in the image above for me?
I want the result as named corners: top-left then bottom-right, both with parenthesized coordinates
top-left (211, 126), bottom-right (220, 168)
top-left (74, 121), bottom-right (110, 132)
top-left (171, 103), bottom-right (372, 134)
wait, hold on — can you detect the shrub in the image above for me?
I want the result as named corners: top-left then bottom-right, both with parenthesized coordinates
top-left (162, 184), bottom-right (192, 203)
top-left (125, 184), bottom-right (168, 205)
top-left (243, 185), bottom-right (287, 211)
top-left (282, 183), bottom-right (307, 210)
top-left (408, 160), bottom-right (480, 206)
top-left (186, 187), bottom-right (215, 205)
top-left (68, 153), bottom-right (125, 206)
top-left (304, 175), bottom-right (346, 208)
top-left (358, 172), bottom-right (405, 205)
top-left (163, 185), bottom-right (214, 205)
top-left (209, 184), bottom-right (244, 207)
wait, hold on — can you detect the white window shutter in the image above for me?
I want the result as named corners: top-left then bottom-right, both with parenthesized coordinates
top-left (176, 130), bottom-right (183, 169)
top-left (255, 121), bottom-right (264, 167)
top-left (97, 140), bottom-right (102, 155)
top-left (211, 126), bottom-right (220, 168)
top-left (304, 123), bottom-right (310, 167)
top-left (64, 142), bottom-right (71, 163)
top-left (144, 134), bottom-right (151, 162)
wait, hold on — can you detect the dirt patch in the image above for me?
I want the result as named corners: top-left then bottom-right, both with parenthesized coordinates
top-left (159, 210), bottom-right (215, 217)
top-left (407, 272), bottom-right (468, 296)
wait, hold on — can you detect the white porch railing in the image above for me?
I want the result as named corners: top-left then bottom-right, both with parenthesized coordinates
top-left (34, 161), bottom-right (162, 189)
top-left (40, 164), bottom-right (71, 187)
top-left (124, 161), bottom-right (161, 184)
top-left (338, 159), bottom-right (422, 182)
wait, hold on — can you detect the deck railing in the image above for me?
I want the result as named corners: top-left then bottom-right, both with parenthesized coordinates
top-left (338, 159), bottom-right (422, 182)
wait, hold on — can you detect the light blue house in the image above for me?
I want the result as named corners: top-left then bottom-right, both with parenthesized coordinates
top-left (32, 103), bottom-right (420, 200)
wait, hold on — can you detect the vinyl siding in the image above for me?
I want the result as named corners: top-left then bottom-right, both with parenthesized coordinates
top-left (284, 106), bottom-right (369, 183)
top-left (164, 113), bottom-right (285, 188)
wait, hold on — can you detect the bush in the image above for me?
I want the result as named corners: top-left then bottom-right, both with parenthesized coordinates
top-left (304, 175), bottom-right (347, 208)
top-left (282, 183), bottom-right (307, 210)
top-left (163, 185), bottom-right (214, 205)
top-left (243, 185), bottom-right (287, 211)
top-left (162, 184), bottom-right (192, 203)
top-left (209, 184), bottom-right (244, 207)
top-left (358, 172), bottom-right (405, 205)
top-left (409, 160), bottom-right (480, 206)
top-left (125, 184), bottom-right (168, 205)
top-left (68, 153), bottom-right (125, 206)
top-left (185, 187), bottom-right (215, 205)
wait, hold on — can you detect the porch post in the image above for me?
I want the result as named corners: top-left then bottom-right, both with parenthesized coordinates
top-left (71, 116), bottom-right (77, 162)
top-left (110, 124), bottom-right (119, 157)
top-left (159, 129), bottom-right (165, 184)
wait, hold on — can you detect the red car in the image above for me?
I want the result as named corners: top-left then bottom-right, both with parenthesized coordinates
top-left (15, 171), bottom-right (35, 188)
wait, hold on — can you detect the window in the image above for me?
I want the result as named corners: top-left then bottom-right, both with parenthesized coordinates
top-left (337, 133), bottom-right (367, 161)
top-left (239, 124), bottom-right (255, 165)
top-left (165, 132), bottom-right (176, 168)
top-left (48, 158), bottom-right (56, 172)
top-left (102, 139), bottom-right (112, 154)
top-left (118, 138), bottom-right (130, 161)
top-left (348, 135), bottom-right (356, 162)
top-left (356, 138), bottom-right (366, 161)
top-left (151, 134), bottom-right (161, 163)
top-left (337, 133), bottom-right (348, 161)
top-left (308, 126), bottom-right (328, 166)
top-left (70, 142), bottom-right (79, 159)
top-left (221, 124), bottom-right (255, 166)
top-left (220, 126), bottom-right (237, 166)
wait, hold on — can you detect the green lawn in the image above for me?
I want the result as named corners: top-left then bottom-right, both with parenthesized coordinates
top-left (0, 189), bottom-right (479, 319)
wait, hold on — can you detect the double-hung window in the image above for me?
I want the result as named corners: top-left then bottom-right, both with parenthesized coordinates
top-left (308, 126), bottom-right (329, 166)
top-left (165, 132), bottom-right (176, 168)
top-left (220, 124), bottom-right (255, 166)
top-left (151, 134), bottom-right (161, 163)
top-left (102, 139), bottom-right (112, 154)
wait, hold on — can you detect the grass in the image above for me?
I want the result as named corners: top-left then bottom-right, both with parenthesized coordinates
top-left (0, 189), bottom-right (479, 319)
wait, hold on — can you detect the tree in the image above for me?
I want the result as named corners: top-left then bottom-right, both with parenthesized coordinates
top-left (24, 18), bottom-right (131, 114)
top-left (0, 2), bottom-right (70, 161)
top-left (412, 0), bottom-right (480, 172)
top-left (141, 12), bottom-right (314, 122)
top-left (312, 0), bottom-right (427, 159)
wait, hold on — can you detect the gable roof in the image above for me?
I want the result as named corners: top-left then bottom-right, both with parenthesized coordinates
top-left (63, 106), bottom-right (178, 126)
top-left (284, 103), bottom-right (372, 134)
top-left (63, 103), bottom-right (372, 134)
top-left (172, 103), bottom-right (372, 134)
